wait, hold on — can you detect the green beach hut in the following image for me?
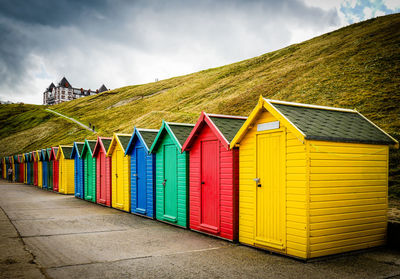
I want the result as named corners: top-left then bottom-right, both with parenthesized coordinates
top-left (81, 140), bottom-right (97, 203)
top-left (149, 121), bottom-right (194, 228)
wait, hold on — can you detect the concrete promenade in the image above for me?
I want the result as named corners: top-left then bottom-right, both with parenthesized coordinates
top-left (1, 181), bottom-right (399, 279)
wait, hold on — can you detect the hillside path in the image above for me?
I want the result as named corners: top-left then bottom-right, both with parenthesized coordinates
top-left (1, 182), bottom-right (400, 279)
top-left (45, 108), bottom-right (96, 133)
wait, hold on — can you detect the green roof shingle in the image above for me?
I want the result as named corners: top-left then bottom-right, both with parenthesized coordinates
top-left (139, 130), bottom-right (158, 149)
top-left (61, 146), bottom-right (73, 158)
top-left (168, 123), bottom-right (194, 146)
top-left (87, 140), bottom-right (97, 152)
top-left (272, 103), bottom-right (396, 145)
top-left (209, 116), bottom-right (247, 143)
top-left (75, 143), bottom-right (84, 154)
top-left (118, 135), bottom-right (131, 151)
top-left (102, 139), bottom-right (112, 152)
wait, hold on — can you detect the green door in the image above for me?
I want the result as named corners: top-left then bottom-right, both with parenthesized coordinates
top-left (48, 162), bottom-right (53, 190)
top-left (163, 145), bottom-right (177, 222)
top-left (84, 152), bottom-right (96, 202)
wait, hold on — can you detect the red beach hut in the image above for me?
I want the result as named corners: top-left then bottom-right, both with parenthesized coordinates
top-left (182, 112), bottom-right (247, 241)
top-left (19, 155), bottom-right (24, 183)
top-left (50, 147), bottom-right (59, 191)
top-left (93, 137), bottom-right (112, 207)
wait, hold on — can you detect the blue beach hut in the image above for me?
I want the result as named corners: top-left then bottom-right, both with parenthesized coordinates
top-left (125, 128), bottom-right (158, 218)
top-left (71, 142), bottom-right (85, 199)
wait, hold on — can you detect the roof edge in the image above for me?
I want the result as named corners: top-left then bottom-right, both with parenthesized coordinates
top-left (266, 98), bottom-right (356, 113)
top-left (355, 111), bottom-right (399, 148)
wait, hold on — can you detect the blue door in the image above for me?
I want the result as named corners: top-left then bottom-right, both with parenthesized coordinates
top-left (136, 147), bottom-right (147, 214)
top-left (42, 161), bottom-right (47, 188)
top-left (74, 154), bottom-right (84, 198)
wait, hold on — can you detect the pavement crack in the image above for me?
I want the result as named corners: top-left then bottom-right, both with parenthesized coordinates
top-left (49, 255), bottom-right (153, 270)
top-left (0, 205), bottom-right (52, 279)
top-left (21, 229), bottom-right (129, 238)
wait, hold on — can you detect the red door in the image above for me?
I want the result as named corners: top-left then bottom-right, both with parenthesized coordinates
top-left (98, 151), bottom-right (107, 204)
top-left (53, 160), bottom-right (59, 191)
top-left (34, 162), bottom-right (38, 185)
top-left (200, 140), bottom-right (219, 232)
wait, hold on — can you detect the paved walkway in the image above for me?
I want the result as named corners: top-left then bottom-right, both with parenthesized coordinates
top-left (45, 109), bottom-right (96, 133)
top-left (1, 181), bottom-right (400, 279)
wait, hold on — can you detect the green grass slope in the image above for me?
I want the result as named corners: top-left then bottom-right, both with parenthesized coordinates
top-left (0, 104), bottom-right (92, 157)
top-left (0, 13), bottom-right (399, 195)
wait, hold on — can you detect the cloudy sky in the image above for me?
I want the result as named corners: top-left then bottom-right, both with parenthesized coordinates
top-left (0, 0), bottom-right (399, 104)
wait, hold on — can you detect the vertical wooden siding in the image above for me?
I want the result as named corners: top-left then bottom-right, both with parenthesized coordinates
top-left (155, 133), bottom-right (189, 227)
top-left (189, 125), bottom-right (238, 240)
top-left (74, 155), bottom-right (84, 198)
top-left (38, 161), bottom-right (42, 187)
top-left (111, 144), bottom-right (131, 212)
top-left (130, 139), bottom-right (155, 217)
top-left (65, 159), bottom-right (75, 194)
top-left (53, 160), bottom-right (59, 191)
top-left (238, 109), bottom-right (308, 258)
top-left (96, 150), bottom-right (112, 206)
top-left (84, 153), bottom-right (96, 202)
top-left (307, 141), bottom-right (388, 258)
top-left (33, 161), bottom-right (38, 186)
top-left (59, 158), bottom-right (75, 194)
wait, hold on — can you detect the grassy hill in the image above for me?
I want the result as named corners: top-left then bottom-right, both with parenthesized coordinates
top-left (0, 104), bottom-right (92, 156)
top-left (0, 13), bottom-right (399, 196)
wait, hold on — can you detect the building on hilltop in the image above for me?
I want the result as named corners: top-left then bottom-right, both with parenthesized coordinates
top-left (43, 77), bottom-right (108, 105)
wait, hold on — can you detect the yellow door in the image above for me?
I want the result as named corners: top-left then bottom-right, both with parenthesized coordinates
top-left (255, 131), bottom-right (286, 251)
top-left (115, 149), bottom-right (124, 209)
top-left (38, 161), bottom-right (43, 187)
top-left (59, 159), bottom-right (64, 193)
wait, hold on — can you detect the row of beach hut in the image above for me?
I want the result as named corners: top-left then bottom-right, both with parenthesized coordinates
top-left (1, 97), bottom-right (398, 259)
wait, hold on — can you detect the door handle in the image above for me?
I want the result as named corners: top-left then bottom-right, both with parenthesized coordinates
top-left (162, 179), bottom-right (166, 186)
top-left (253, 178), bottom-right (261, 187)
top-left (201, 181), bottom-right (205, 185)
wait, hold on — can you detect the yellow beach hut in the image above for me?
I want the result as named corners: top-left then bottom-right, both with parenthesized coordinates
top-left (57, 145), bottom-right (75, 194)
top-left (230, 97), bottom-right (398, 259)
top-left (36, 151), bottom-right (43, 188)
top-left (106, 133), bottom-right (131, 212)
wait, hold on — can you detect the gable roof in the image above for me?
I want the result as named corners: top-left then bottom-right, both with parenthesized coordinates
top-left (182, 112), bottom-right (247, 151)
top-left (57, 145), bottom-right (73, 160)
top-left (33, 151), bottom-right (39, 162)
top-left (46, 148), bottom-right (52, 160)
top-left (125, 128), bottom-right (159, 154)
top-left (50, 147), bottom-right (59, 161)
top-left (59, 77), bottom-right (72, 88)
top-left (106, 133), bottom-right (132, 156)
top-left (70, 142), bottom-right (85, 159)
top-left (230, 96), bottom-right (399, 148)
top-left (81, 140), bottom-right (97, 157)
top-left (149, 121), bottom-right (195, 153)
top-left (99, 84), bottom-right (108, 92)
top-left (93, 137), bottom-right (113, 157)
top-left (40, 149), bottom-right (48, 161)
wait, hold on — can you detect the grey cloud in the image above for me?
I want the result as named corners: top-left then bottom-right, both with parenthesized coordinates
top-left (0, 0), bottom-right (340, 103)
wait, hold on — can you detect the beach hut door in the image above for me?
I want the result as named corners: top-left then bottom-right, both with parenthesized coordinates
top-left (255, 132), bottom-right (285, 250)
top-left (163, 145), bottom-right (177, 222)
top-left (115, 149), bottom-right (124, 208)
top-left (99, 152), bottom-right (106, 203)
top-left (200, 140), bottom-right (219, 232)
top-left (135, 147), bottom-right (147, 214)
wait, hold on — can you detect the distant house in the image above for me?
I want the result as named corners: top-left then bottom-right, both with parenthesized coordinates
top-left (43, 77), bottom-right (108, 105)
